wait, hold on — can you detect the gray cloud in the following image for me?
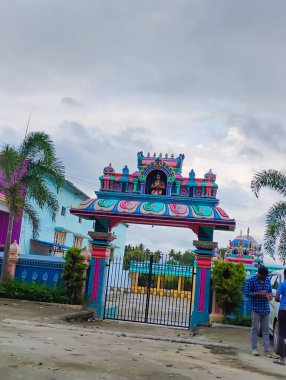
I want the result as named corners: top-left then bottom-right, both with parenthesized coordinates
top-left (239, 146), bottom-right (263, 159)
top-left (219, 182), bottom-right (257, 212)
top-left (252, 213), bottom-right (267, 228)
top-left (0, 0), bottom-right (286, 111)
top-left (61, 97), bottom-right (83, 108)
top-left (0, 1), bottom-right (285, 260)
top-left (55, 121), bottom-right (153, 194)
top-left (0, 126), bottom-right (20, 146)
top-left (58, 121), bottom-right (152, 158)
top-left (227, 114), bottom-right (286, 152)
top-left (115, 127), bottom-right (152, 152)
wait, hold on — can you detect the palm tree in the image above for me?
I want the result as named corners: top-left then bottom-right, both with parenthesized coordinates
top-left (138, 243), bottom-right (145, 253)
top-left (0, 132), bottom-right (65, 282)
top-left (251, 169), bottom-right (286, 264)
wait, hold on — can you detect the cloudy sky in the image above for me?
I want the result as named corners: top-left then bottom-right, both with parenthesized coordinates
top-left (1, 1), bottom-right (285, 263)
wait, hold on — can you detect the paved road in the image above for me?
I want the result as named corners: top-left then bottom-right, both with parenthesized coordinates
top-left (0, 299), bottom-right (285, 380)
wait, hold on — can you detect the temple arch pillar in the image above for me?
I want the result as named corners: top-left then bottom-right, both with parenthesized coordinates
top-left (86, 218), bottom-right (116, 318)
top-left (190, 226), bottom-right (217, 328)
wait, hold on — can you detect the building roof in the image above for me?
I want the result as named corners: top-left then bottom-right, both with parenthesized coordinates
top-left (65, 180), bottom-right (90, 200)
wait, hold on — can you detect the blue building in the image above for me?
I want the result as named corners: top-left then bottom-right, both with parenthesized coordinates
top-left (19, 180), bottom-right (93, 256)
top-left (19, 179), bottom-right (127, 258)
top-left (0, 171), bottom-right (128, 288)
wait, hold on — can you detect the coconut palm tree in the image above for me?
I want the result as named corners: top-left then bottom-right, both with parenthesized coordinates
top-left (251, 169), bottom-right (286, 264)
top-left (0, 132), bottom-right (65, 282)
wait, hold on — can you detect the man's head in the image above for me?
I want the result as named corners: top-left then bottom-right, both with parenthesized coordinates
top-left (257, 266), bottom-right (269, 281)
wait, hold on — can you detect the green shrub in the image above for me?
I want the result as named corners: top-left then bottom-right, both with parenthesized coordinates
top-left (212, 261), bottom-right (246, 316)
top-left (62, 247), bottom-right (87, 304)
top-left (223, 314), bottom-right (252, 327)
top-left (0, 278), bottom-right (69, 303)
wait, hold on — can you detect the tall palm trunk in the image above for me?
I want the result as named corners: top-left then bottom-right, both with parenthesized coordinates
top-left (0, 213), bottom-right (14, 283)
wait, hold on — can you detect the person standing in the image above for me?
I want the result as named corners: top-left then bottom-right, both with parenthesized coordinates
top-left (274, 269), bottom-right (286, 366)
top-left (245, 266), bottom-right (273, 356)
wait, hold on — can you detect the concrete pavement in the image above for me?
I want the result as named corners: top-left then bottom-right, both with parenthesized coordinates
top-left (0, 298), bottom-right (285, 380)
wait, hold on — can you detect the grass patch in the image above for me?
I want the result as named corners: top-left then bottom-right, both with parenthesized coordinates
top-left (223, 314), bottom-right (251, 327)
top-left (0, 278), bottom-right (70, 304)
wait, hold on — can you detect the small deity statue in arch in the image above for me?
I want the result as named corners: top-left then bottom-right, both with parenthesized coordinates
top-left (151, 172), bottom-right (166, 195)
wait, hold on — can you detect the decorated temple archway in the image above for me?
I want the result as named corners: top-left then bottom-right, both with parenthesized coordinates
top-left (71, 152), bottom-right (235, 328)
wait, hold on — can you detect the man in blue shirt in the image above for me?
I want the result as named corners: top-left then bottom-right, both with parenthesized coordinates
top-left (274, 269), bottom-right (286, 365)
top-left (245, 266), bottom-right (273, 356)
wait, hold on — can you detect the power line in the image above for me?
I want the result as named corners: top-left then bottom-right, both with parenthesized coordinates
top-left (235, 219), bottom-right (265, 228)
top-left (221, 200), bottom-right (267, 211)
top-left (65, 174), bottom-right (100, 188)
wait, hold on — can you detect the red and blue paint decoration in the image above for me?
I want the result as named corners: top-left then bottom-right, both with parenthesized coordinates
top-left (71, 152), bottom-right (235, 327)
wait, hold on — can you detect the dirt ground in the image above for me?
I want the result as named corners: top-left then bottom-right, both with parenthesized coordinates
top-left (0, 299), bottom-right (285, 380)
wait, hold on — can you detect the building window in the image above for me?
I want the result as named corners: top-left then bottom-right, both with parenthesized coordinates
top-left (54, 230), bottom-right (66, 246)
top-left (78, 217), bottom-right (82, 224)
top-left (61, 207), bottom-right (66, 216)
top-left (73, 235), bottom-right (83, 249)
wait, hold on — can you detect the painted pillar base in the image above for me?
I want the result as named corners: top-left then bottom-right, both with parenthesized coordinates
top-left (189, 234), bottom-right (217, 328)
top-left (86, 247), bottom-right (110, 318)
top-left (190, 265), bottom-right (212, 328)
top-left (86, 257), bottom-right (107, 317)
top-left (190, 311), bottom-right (211, 327)
top-left (86, 229), bottom-right (116, 319)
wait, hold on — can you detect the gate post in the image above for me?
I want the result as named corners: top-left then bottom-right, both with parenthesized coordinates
top-left (86, 219), bottom-right (116, 318)
top-left (8, 240), bottom-right (21, 278)
top-left (190, 227), bottom-right (217, 328)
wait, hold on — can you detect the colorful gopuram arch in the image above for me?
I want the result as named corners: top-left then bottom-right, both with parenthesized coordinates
top-left (71, 152), bottom-right (235, 327)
